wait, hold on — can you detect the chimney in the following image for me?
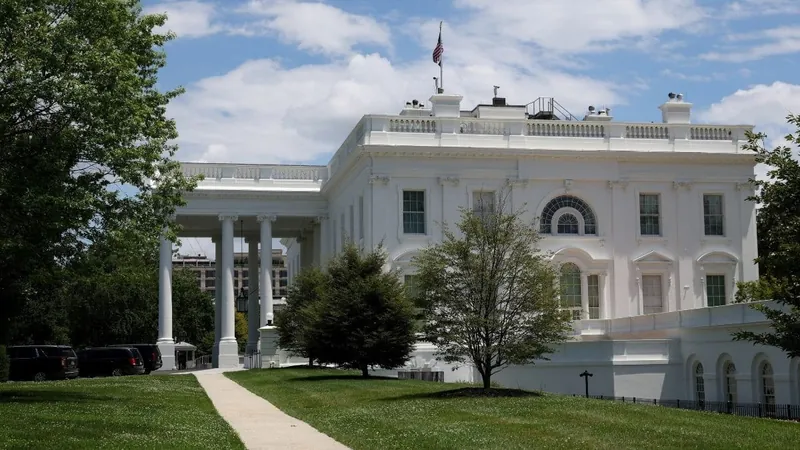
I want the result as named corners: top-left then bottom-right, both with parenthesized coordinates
top-left (658, 92), bottom-right (691, 124)
top-left (428, 93), bottom-right (463, 118)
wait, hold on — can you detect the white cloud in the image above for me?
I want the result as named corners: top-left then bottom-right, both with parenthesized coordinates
top-left (697, 81), bottom-right (800, 179)
top-left (722, 0), bottom-right (800, 19)
top-left (235, 0), bottom-right (391, 55)
top-left (145, 1), bottom-right (221, 38)
top-left (169, 20), bottom-right (623, 164)
top-left (701, 26), bottom-right (800, 62)
top-left (451, 0), bottom-right (706, 53)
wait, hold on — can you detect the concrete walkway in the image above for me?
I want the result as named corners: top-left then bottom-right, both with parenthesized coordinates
top-left (194, 372), bottom-right (349, 450)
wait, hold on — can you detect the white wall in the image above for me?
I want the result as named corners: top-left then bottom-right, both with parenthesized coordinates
top-left (353, 154), bottom-right (757, 319)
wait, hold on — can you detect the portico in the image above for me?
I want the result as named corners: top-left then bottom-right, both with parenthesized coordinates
top-left (156, 164), bottom-right (329, 369)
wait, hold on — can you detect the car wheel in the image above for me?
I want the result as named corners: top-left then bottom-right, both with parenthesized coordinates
top-left (111, 368), bottom-right (123, 377)
top-left (33, 372), bottom-right (47, 382)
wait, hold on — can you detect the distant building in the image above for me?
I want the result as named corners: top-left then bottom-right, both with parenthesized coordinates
top-left (173, 249), bottom-right (288, 300)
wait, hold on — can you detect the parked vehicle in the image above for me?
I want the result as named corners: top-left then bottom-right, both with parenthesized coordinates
top-left (109, 344), bottom-right (162, 374)
top-left (7, 345), bottom-right (79, 382)
top-left (77, 347), bottom-right (145, 377)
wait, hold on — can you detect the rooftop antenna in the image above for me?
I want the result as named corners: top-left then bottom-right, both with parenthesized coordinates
top-left (493, 85), bottom-right (500, 98)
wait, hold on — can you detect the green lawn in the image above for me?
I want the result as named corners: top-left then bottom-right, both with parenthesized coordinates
top-left (0, 375), bottom-right (244, 450)
top-left (228, 368), bottom-right (800, 450)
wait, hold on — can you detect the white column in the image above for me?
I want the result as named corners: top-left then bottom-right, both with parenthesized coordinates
top-left (218, 214), bottom-right (239, 368)
top-left (580, 272), bottom-right (590, 320)
top-left (157, 233), bottom-right (176, 370)
top-left (212, 236), bottom-right (222, 368)
top-left (258, 215), bottom-right (275, 325)
top-left (246, 237), bottom-right (260, 354)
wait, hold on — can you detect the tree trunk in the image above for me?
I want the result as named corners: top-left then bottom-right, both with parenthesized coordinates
top-left (360, 363), bottom-right (369, 378)
top-left (482, 371), bottom-right (491, 391)
top-left (308, 354), bottom-right (314, 367)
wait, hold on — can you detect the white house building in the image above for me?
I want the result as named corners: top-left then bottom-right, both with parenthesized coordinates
top-left (158, 89), bottom-right (800, 407)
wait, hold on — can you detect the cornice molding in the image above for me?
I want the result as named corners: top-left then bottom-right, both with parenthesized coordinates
top-left (437, 176), bottom-right (460, 187)
top-left (218, 214), bottom-right (239, 222)
top-left (257, 214), bottom-right (277, 223)
top-left (369, 174), bottom-right (390, 185)
top-left (606, 180), bottom-right (629, 190)
top-left (672, 180), bottom-right (693, 190)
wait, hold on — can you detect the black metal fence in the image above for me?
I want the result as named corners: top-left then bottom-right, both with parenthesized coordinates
top-left (397, 369), bottom-right (445, 382)
top-left (576, 394), bottom-right (800, 421)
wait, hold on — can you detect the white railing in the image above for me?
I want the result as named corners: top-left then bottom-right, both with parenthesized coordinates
top-left (181, 163), bottom-right (327, 183)
top-left (572, 301), bottom-right (781, 337)
top-left (364, 115), bottom-right (751, 142)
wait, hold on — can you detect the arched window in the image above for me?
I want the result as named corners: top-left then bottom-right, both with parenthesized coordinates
top-left (540, 195), bottom-right (597, 235)
top-left (559, 263), bottom-right (582, 320)
top-left (694, 363), bottom-right (705, 404)
top-left (761, 362), bottom-right (776, 409)
top-left (557, 213), bottom-right (579, 234)
top-left (724, 361), bottom-right (737, 405)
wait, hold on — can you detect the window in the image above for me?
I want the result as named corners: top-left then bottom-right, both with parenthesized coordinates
top-left (694, 363), bottom-right (706, 403)
top-left (540, 195), bottom-right (597, 235)
top-left (559, 263), bottom-right (583, 320)
top-left (205, 279), bottom-right (215, 288)
top-left (349, 204), bottom-right (355, 242)
top-left (703, 194), bottom-right (724, 236)
top-left (639, 194), bottom-right (661, 236)
top-left (404, 274), bottom-right (421, 301)
top-left (207, 270), bottom-right (215, 278)
top-left (195, 270), bottom-right (202, 279)
top-left (761, 362), bottom-right (776, 407)
top-left (243, 279), bottom-right (249, 288)
top-left (473, 190), bottom-right (495, 220)
top-left (557, 213), bottom-right (579, 234)
top-left (280, 270), bottom-right (287, 278)
top-left (706, 275), bottom-right (726, 306)
top-left (243, 270), bottom-right (249, 278)
top-left (642, 274), bottom-right (663, 314)
top-left (587, 275), bottom-right (600, 319)
top-left (340, 212), bottom-right (345, 245)
top-left (724, 361), bottom-right (737, 405)
top-left (403, 190), bottom-right (426, 234)
top-left (234, 269), bottom-right (240, 278)
top-left (359, 196), bottom-right (365, 240)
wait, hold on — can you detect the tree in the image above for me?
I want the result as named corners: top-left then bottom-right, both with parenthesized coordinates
top-left (732, 114), bottom-right (800, 358)
top-left (0, 1), bottom-right (196, 380)
top-left (312, 243), bottom-right (417, 377)
top-left (413, 187), bottom-right (572, 390)
top-left (275, 266), bottom-right (329, 366)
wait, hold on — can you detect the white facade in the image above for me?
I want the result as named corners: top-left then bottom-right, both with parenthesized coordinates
top-left (157, 89), bottom-right (799, 406)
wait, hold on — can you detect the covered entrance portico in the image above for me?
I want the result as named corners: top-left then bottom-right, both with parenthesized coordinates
top-left (156, 164), bottom-right (330, 370)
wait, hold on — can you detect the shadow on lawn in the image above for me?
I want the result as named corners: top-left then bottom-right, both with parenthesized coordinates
top-left (383, 387), bottom-right (543, 401)
top-left (286, 374), bottom-right (399, 383)
top-left (0, 389), bottom-right (114, 404)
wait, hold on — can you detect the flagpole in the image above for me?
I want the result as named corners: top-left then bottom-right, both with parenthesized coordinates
top-left (439, 21), bottom-right (444, 93)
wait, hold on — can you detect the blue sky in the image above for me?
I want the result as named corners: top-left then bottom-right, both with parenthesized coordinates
top-left (144, 0), bottom-right (800, 257)
top-left (144, 0), bottom-right (800, 167)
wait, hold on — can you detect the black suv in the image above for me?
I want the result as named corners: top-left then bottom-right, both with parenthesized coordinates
top-left (109, 344), bottom-right (162, 374)
top-left (7, 345), bottom-right (79, 382)
top-left (77, 347), bottom-right (145, 377)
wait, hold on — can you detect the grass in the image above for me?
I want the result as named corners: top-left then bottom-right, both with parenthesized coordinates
top-left (228, 367), bottom-right (800, 450)
top-left (0, 375), bottom-right (244, 450)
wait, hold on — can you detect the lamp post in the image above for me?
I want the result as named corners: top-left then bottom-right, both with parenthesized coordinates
top-left (579, 370), bottom-right (593, 398)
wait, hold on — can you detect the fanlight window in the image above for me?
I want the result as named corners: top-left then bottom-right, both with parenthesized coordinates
top-left (540, 195), bottom-right (597, 235)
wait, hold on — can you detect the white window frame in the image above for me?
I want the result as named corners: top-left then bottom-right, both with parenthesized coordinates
top-left (471, 189), bottom-right (496, 219)
top-left (637, 191), bottom-right (663, 237)
top-left (633, 251), bottom-right (673, 315)
top-left (702, 192), bottom-right (726, 237)
top-left (397, 186), bottom-right (430, 239)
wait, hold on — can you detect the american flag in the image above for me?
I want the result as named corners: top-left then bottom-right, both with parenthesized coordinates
top-left (432, 24), bottom-right (443, 66)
